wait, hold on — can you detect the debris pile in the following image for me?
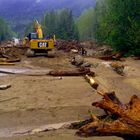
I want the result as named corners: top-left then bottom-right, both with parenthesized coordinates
top-left (0, 46), bottom-right (26, 57)
top-left (0, 41), bottom-right (14, 48)
top-left (84, 44), bottom-right (113, 57)
top-left (81, 41), bottom-right (124, 60)
top-left (57, 40), bottom-right (86, 55)
top-left (95, 45), bottom-right (113, 56)
top-left (57, 40), bottom-right (81, 52)
top-left (0, 46), bottom-right (27, 64)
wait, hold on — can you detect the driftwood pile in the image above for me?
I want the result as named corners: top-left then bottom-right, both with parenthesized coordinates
top-left (0, 47), bottom-right (26, 64)
top-left (57, 40), bottom-right (83, 52)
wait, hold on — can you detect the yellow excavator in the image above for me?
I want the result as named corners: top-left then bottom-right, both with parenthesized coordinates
top-left (24, 20), bottom-right (56, 57)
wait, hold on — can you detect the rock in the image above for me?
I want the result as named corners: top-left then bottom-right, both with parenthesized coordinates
top-left (71, 55), bottom-right (84, 66)
top-left (110, 62), bottom-right (125, 75)
top-left (101, 62), bottom-right (112, 68)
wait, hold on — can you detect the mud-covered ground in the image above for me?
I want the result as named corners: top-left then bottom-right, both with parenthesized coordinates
top-left (0, 50), bottom-right (139, 140)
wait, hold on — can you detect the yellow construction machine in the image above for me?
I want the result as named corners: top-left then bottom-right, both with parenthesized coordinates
top-left (24, 20), bottom-right (56, 57)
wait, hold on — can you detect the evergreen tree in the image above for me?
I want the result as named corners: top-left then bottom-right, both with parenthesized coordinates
top-left (41, 9), bottom-right (79, 40)
top-left (95, 0), bottom-right (140, 55)
top-left (24, 22), bottom-right (33, 36)
top-left (42, 11), bottom-right (57, 37)
top-left (0, 17), bottom-right (14, 41)
top-left (76, 8), bottom-right (95, 40)
top-left (76, 0), bottom-right (140, 55)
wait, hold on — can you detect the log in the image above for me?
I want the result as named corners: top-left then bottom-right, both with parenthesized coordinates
top-left (0, 84), bottom-right (11, 90)
top-left (98, 52), bottom-right (124, 61)
top-left (49, 68), bottom-right (94, 76)
top-left (76, 92), bottom-right (140, 138)
top-left (134, 56), bottom-right (140, 60)
top-left (0, 62), bottom-right (15, 65)
top-left (85, 74), bottom-right (98, 90)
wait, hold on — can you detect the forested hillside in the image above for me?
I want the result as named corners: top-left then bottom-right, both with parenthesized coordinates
top-left (0, 0), bottom-right (96, 35)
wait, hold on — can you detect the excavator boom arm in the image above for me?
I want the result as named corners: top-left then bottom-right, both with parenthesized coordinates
top-left (34, 20), bottom-right (43, 39)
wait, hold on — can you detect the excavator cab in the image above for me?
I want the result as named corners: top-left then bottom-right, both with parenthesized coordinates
top-left (27, 33), bottom-right (38, 41)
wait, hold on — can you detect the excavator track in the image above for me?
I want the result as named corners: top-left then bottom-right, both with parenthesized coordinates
top-left (26, 49), bottom-right (35, 57)
top-left (47, 50), bottom-right (55, 58)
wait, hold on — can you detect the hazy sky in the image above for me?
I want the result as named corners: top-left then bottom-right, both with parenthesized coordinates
top-left (36, 0), bottom-right (41, 3)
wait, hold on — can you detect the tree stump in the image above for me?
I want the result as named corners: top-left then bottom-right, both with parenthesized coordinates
top-left (76, 92), bottom-right (140, 138)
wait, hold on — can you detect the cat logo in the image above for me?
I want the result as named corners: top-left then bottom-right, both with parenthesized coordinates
top-left (38, 42), bottom-right (48, 48)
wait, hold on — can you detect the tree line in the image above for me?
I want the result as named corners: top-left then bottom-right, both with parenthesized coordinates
top-left (41, 9), bottom-right (78, 40)
top-left (77, 0), bottom-right (140, 55)
top-left (0, 18), bottom-right (14, 42)
top-left (24, 9), bottom-right (78, 40)
top-left (0, 0), bottom-right (139, 55)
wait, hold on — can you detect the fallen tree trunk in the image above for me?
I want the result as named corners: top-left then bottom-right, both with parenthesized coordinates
top-left (0, 62), bottom-right (15, 65)
top-left (76, 92), bottom-right (140, 138)
top-left (134, 56), bottom-right (140, 60)
top-left (49, 68), bottom-right (94, 76)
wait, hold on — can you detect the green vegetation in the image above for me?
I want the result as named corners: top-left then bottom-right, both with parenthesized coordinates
top-left (76, 8), bottom-right (95, 40)
top-left (0, 18), bottom-right (14, 41)
top-left (95, 0), bottom-right (140, 55)
top-left (41, 9), bottom-right (78, 40)
top-left (24, 22), bottom-right (33, 37)
top-left (77, 0), bottom-right (140, 55)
